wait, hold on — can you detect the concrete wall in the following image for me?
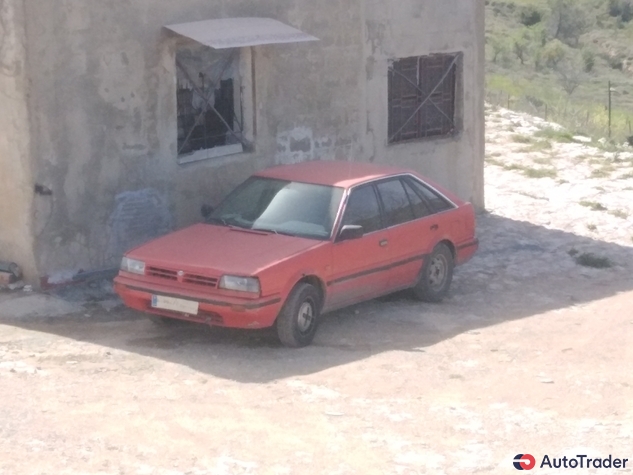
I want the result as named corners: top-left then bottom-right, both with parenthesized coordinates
top-left (15, 0), bottom-right (483, 283)
top-left (0, 0), bottom-right (37, 281)
top-left (361, 0), bottom-right (485, 208)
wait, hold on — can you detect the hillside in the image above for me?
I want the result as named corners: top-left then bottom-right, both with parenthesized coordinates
top-left (484, 105), bottom-right (633, 246)
top-left (486, 0), bottom-right (633, 143)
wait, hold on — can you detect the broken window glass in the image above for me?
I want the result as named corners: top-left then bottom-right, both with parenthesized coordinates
top-left (176, 45), bottom-right (244, 159)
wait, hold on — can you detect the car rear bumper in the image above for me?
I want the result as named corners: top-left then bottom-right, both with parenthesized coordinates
top-left (114, 275), bottom-right (283, 329)
top-left (456, 238), bottom-right (479, 265)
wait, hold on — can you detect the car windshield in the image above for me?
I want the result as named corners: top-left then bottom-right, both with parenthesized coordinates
top-left (207, 177), bottom-right (345, 240)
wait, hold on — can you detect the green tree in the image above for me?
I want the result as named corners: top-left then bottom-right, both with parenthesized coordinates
top-left (542, 39), bottom-right (568, 69)
top-left (513, 36), bottom-right (529, 65)
top-left (489, 35), bottom-right (511, 64)
top-left (556, 57), bottom-right (585, 96)
top-left (548, 0), bottom-right (588, 47)
top-left (622, 2), bottom-right (632, 22)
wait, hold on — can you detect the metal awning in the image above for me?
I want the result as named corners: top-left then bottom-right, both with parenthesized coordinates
top-left (165, 17), bottom-right (318, 49)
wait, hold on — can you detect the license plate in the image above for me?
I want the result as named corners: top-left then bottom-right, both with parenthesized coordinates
top-left (151, 295), bottom-right (199, 315)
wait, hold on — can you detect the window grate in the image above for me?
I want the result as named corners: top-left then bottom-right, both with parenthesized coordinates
top-left (388, 53), bottom-right (459, 144)
top-left (176, 47), bottom-right (247, 158)
top-left (177, 78), bottom-right (235, 155)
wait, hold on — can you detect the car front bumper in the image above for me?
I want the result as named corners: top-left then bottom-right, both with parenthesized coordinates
top-left (114, 275), bottom-right (283, 329)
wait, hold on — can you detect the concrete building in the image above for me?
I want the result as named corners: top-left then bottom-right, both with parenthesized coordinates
top-left (0, 0), bottom-right (484, 285)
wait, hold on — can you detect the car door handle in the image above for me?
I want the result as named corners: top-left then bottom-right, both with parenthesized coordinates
top-left (379, 239), bottom-right (388, 247)
top-left (430, 224), bottom-right (439, 231)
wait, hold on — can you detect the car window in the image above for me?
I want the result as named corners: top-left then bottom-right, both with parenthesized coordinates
top-left (376, 179), bottom-right (415, 226)
top-left (402, 179), bottom-right (433, 218)
top-left (342, 185), bottom-right (383, 233)
top-left (208, 177), bottom-right (344, 240)
top-left (406, 177), bottom-right (455, 214)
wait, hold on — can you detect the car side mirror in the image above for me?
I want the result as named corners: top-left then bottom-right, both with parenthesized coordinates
top-left (337, 224), bottom-right (364, 242)
top-left (201, 204), bottom-right (214, 219)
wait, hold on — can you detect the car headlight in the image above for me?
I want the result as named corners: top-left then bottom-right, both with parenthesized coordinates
top-left (219, 275), bottom-right (260, 294)
top-left (120, 257), bottom-right (146, 275)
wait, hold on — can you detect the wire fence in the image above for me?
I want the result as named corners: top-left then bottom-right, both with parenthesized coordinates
top-left (485, 89), bottom-right (633, 145)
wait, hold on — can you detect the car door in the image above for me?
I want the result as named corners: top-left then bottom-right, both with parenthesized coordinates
top-left (327, 184), bottom-right (392, 310)
top-left (374, 177), bottom-right (439, 289)
top-left (406, 176), bottom-right (460, 250)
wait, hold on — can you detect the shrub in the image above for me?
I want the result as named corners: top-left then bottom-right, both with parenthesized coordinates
top-left (520, 6), bottom-right (543, 26)
top-left (489, 35), bottom-right (512, 64)
top-left (579, 200), bottom-right (608, 211)
top-left (607, 54), bottom-right (625, 70)
top-left (541, 39), bottom-right (567, 68)
top-left (582, 49), bottom-right (595, 73)
top-left (511, 134), bottom-right (534, 143)
top-left (534, 127), bottom-right (574, 142)
top-left (609, 0), bottom-right (623, 16)
top-left (608, 0), bottom-right (633, 21)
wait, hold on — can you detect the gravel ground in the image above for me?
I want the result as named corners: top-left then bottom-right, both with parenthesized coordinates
top-left (0, 109), bottom-right (632, 474)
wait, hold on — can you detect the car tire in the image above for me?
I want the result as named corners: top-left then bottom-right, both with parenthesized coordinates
top-left (413, 243), bottom-right (454, 303)
top-left (276, 283), bottom-right (321, 348)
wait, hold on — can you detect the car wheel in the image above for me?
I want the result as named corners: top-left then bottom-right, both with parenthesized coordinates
top-left (276, 283), bottom-right (321, 348)
top-left (413, 243), bottom-right (454, 303)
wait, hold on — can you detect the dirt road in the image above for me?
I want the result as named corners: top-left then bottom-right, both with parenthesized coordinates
top-left (2, 107), bottom-right (633, 473)
top-left (1, 269), bottom-right (632, 474)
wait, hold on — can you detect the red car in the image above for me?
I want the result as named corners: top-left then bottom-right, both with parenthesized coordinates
top-left (114, 161), bottom-right (478, 347)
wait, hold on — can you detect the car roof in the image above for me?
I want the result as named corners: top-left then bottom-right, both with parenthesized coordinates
top-left (255, 160), bottom-right (409, 188)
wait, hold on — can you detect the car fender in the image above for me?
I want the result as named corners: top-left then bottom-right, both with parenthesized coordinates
top-left (421, 235), bottom-right (456, 270)
top-left (281, 268), bottom-right (328, 303)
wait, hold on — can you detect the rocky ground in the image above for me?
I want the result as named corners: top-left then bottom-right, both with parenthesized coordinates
top-left (453, 105), bottom-right (633, 300)
top-left (1, 109), bottom-right (632, 474)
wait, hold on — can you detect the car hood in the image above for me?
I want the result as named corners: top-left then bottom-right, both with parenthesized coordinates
top-left (127, 223), bottom-right (322, 276)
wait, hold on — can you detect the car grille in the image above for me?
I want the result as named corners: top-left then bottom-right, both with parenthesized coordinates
top-left (147, 266), bottom-right (218, 288)
top-left (147, 267), bottom-right (177, 280)
top-left (183, 274), bottom-right (218, 287)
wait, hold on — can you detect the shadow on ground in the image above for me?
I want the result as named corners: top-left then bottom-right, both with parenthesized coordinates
top-left (2, 214), bottom-right (632, 383)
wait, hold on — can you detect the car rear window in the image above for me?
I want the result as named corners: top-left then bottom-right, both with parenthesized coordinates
top-left (406, 177), bottom-right (455, 214)
top-left (375, 179), bottom-right (416, 226)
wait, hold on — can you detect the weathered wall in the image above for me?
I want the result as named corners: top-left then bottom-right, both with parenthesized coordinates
top-left (20, 0), bottom-right (483, 282)
top-left (0, 0), bottom-right (37, 281)
top-left (361, 0), bottom-right (485, 208)
top-left (23, 0), bottom-right (364, 281)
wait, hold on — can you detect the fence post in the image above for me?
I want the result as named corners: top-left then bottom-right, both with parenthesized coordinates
top-left (608, 80), bottom-right (612, 139)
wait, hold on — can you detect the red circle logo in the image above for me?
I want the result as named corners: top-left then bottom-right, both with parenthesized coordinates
top-left (513, 454), bottom-right (536, 470)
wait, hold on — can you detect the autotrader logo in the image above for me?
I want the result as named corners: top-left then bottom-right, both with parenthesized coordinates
top-left (512, 453), bottom-right (629, 470)
top-left (514, 454), bottom-right (536, 471)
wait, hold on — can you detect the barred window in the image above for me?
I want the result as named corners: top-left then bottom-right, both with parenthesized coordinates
top-left (176, 45), bottom-right (249, 163)
top-left (388, 53), bottom-right (459, 144)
